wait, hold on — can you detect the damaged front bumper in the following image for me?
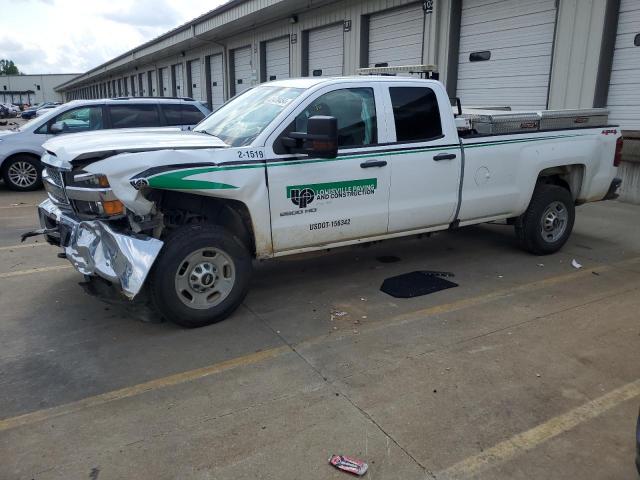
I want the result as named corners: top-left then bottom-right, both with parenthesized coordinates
top-left (32, 199), bottom-right (163, 299)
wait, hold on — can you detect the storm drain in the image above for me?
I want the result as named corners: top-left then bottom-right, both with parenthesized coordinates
top-left (380, 271), bottom-right (458, 298)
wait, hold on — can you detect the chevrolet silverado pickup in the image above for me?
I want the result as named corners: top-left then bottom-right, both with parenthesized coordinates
top-left (28, 69), bottom-right (623, 327)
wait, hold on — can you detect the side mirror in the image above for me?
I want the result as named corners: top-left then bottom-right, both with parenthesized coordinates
top-left (288, 115), bottom-right (338, 159)
top-left (50, 122), bottom-right (65, 134)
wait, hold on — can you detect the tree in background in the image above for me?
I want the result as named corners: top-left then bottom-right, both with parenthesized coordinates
top-left (0, 60), bottom-right (21, 75)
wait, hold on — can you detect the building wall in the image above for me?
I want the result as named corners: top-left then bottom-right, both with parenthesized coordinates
top-left (0, 74), bottom-right (78, 104)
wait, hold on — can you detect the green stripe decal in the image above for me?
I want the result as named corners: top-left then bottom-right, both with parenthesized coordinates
top-left (148, 169), bottom-right (238, 190)
top-left (145, 132), bottom-right (590, 188)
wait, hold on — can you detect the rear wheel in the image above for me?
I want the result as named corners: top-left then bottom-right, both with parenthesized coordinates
top-left (149, 224), bottom-right (252, 328)
top-left (515, 184), bottom-right (575, 255)
top-left (2, 155), bottom-right (42, 191)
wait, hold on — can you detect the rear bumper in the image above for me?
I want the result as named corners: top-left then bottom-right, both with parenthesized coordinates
top-left (36, 199), bottom-right (163, 298)
top-left (602, 177), bottom-right (622, 201)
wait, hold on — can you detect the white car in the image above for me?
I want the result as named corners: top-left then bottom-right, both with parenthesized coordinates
top-left (32, 71), bottom-right (622, 327)
top-left (35, 105), bottom-right (60, 117)
top-left (0, 97), bottom-right (210, 190)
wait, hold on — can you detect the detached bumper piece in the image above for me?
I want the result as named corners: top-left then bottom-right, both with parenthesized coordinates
top-left (603, 177), bottom-right (622, 201)
top-left (31, 199), bottom-right (164, 298)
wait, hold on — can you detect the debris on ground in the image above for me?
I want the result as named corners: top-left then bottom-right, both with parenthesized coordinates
top-left (330, 310), bottom-right (349, 321)
top-left (571, 259), bottom-right (582, 269)
top-left (537, 263), bottom-right (544, 267)
top-left (422, 270), bottom-right (455, 278)
top-left (329, 454), bottom-right (368, 476)
top-left (380, 271), bottom-right (458, 298)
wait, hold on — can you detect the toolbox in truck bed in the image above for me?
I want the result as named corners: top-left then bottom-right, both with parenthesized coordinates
top-left (460, 108), bottom-right (610, 135)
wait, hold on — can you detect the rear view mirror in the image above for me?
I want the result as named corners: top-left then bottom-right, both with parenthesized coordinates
top-left (288, 115), bottom-right (338, 159)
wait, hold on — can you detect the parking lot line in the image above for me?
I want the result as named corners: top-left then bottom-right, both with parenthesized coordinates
top-left (0, 242), bottom-right (49, 251)
top-left (0, 204), bottom-right (37, 209)
top-left (436, 378), bottom-right (640, 479)
top-left (0, 345), bottom-right (290, 433)
top-left (0, 265), bottom-right (72, 278)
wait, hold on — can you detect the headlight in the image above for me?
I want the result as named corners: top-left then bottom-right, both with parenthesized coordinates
top-left (73, 172), bottom-right (110, 187)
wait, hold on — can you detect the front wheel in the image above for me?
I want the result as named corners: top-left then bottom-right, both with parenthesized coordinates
top-left (515, 184), bottom-right (575, 255)
top-left (150, 224), bottom-right (253, 328)
top-left (2, 155), bottom-right (42, 191)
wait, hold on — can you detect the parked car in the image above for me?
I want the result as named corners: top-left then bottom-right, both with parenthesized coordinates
top-left (0, 97), bottom-right (210, 190)
top-left (20, 102), bottom-right (61, 120)
top-left (0, 103), bottom-right (19, 118)
top-left (29, 72), bottom-right (622, 327)
top-left (36, 104), bottom-right (63, 117)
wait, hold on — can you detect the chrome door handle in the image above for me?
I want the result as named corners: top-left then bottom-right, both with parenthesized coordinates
top-left (433, 153), bottom-right (456, 161)
top-left (360, 160), bottom-right (387, 168)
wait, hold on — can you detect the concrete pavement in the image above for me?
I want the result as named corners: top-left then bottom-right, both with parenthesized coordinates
top-left (0, 185), bottom-right (639, 479)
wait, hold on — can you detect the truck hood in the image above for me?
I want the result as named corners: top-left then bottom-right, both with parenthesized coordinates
top-left (43, 129), bottom-right (227, 166)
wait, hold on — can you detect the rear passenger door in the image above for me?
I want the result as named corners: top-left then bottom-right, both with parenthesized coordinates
top-left (385, 84), bottom-right (462, 232)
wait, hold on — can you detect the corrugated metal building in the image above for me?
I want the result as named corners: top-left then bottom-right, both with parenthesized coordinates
top-left (54, 0), bottom-right (639, 198)
top-left (1, 74), bottom-right (79, 104)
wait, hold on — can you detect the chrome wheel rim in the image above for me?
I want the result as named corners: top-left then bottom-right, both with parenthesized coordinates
top-left (540, 201), bottom-right (568, 243)
top-left (174, 247), bottom-right (236, 309)
top-left (7, 161), bottom-right (38, 188)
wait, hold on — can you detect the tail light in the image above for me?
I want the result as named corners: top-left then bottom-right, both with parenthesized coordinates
top-left (614, 136), bottom-right (623, 167)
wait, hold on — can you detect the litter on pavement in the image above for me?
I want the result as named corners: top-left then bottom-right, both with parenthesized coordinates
top-left (329, 454), bottom-right (368, 476)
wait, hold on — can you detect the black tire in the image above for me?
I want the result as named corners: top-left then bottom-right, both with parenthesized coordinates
top-left (149, 224), bottom-right (252, 328)
top-left (515, 184), bottom-right (575, 255)
top-left (2, 155), bottom-right (43, 191)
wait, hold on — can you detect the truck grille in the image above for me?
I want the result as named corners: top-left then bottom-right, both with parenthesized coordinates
top-left (45, 166), bottom-right (64, 187)
top-left (43, 166), bottom-right (70, 207)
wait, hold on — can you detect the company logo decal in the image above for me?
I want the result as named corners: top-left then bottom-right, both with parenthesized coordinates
top-left (286, 178), bottom-right (377, 209)
top-left (130, 178), bottom-right (149, 190)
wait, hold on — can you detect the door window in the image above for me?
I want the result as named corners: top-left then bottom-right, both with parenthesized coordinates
top-left (108, 104), bottom-right (161, 128)
top-left (161, 104), bottom-right (206, 126)
top-left (389, 87), bottom-right (442, 142)
top-left (294, 88), bottom-right (377, 148)
top-left (36, 106), bottom-right (103, 134)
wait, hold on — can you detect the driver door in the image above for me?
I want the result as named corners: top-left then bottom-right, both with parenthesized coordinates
top-left (266, 85), bottom-right (391, 253)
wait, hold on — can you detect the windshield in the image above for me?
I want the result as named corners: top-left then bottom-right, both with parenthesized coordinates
top-left (194, 86), bottom-right (303, 147)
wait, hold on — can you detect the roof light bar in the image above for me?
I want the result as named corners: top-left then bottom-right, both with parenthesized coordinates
top-left (356, 64), bottom-right (439, 79)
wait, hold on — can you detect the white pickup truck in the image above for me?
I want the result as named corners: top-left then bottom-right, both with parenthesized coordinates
top-left (30, 70), bottom-right (623, 327)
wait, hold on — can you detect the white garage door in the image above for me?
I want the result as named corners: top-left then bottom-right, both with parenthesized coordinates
top-left (189, 59), bottom-right (202, 100)
top-left (150, 71), bottom-right (158, 96)
top-left (265, 36), bottom-right (290, 81)
top-left (233, 46), bottom-right (253, 96)
top-left (174, 63), bottom-right (184, 96)
top-left (457, 0), bottom-right (557, 110)
top-left (138, 73), bottom-right (145, 96)
top-left (368, 4), bottom-right (425, 68)
top-left (308, 24), bottom-right (344, 77)
top-left (209, 54), bottom-right (225, 110)
top-left (160, 68), bottom-right (169, 96)
top-left (607, 0), bottom-right (640, 130)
